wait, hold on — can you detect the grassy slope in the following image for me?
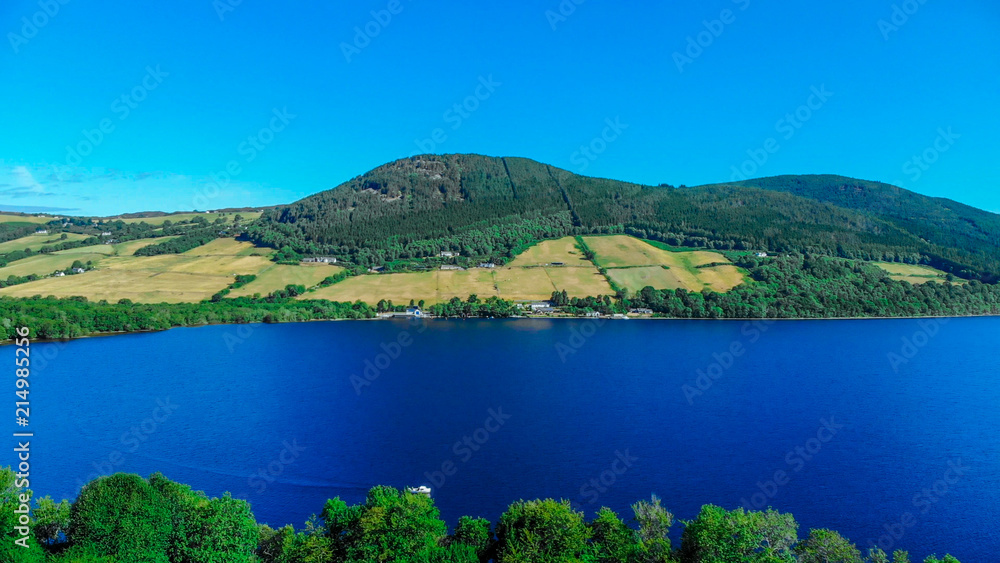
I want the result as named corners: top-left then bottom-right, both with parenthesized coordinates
top-left (0, 232), bottom-right (91, 253)
top-left (583, 235), bottom-right (745, 292)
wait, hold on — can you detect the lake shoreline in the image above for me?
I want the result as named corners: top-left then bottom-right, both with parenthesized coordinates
top-left (3, 311), bottom-right (998, 346)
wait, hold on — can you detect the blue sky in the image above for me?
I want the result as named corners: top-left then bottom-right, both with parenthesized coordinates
top-left (1, 0), bottom-right (997, 216)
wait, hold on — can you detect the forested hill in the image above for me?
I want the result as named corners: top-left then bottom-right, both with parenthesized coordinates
top-left (711, 175), bottom-right (1000, 274)
top-left (245, 155), bottom-right (1000, 282)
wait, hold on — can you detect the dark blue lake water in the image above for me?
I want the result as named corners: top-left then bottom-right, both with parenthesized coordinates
top-left (11, 318), bottom-right (1000, 560)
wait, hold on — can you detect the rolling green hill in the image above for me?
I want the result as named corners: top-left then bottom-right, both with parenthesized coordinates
top-left (246, 155), bottom-right (1000, 282)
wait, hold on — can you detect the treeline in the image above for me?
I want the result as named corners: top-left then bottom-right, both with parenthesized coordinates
top-left (245, 155), bottom-right (1000, 280)
top-left (621, 255), bottom-right (1000, 319)
top-left (133, 228), bottom-right (221, 256)
top-left (0, 235), bottom-right (101, 268)
top-left (0, 469), bottom-right (962, 563)
top-left (0, 221), bottom-right (41, 242)
top-left (3, 253), bottom-right (1000, 343)
top-left (0, 296), bottom-right (375, 341)
top-left (547, 255), bottom-right (1000, 319)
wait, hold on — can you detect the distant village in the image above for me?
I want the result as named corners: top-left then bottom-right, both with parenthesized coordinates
top-left (376, 300), bottom-right (655, 320)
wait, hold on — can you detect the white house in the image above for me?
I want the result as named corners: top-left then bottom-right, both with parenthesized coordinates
top-left (440, 265), bottom-right (464, 271)
top-left (439, 251), bottom-right (456, 257)
top-left (529, 301), bottom-right (554, 311)
top-left (35, 229), bottom-right (48, 235)
top-left (755, 252), bottom-right (768, 258)
top-left (54, 271), bottom-right (65, 277)
top-left (478, 262), bottom-right (496, 269)
top-left (72, 267), bottom-right (85, 274)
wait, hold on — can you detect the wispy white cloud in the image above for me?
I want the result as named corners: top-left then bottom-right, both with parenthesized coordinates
top-left (2, 165), bottom-right (55, 198)
top-left (0, 162), bottom-right (295, 216)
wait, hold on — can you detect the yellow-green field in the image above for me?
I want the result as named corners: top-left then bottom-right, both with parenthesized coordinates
top-left (0, 232), bottom-right (91, 254)
top-left (0, 233), bottom-right (747, 304)
top-left (308, 269), bottom-right (500, 304)
top-left (308, 237), bottom-right (616, 304)
top-left (507, 237), bottom-right (591, 267)
top-left (0, 238), bottom-right (284, 303)
top-left (230, 263), bottom-right (341, 297)
top-left (583, 236), bottom-right (725, 269)
top-left (112, 237), bottom-right (180, 256)
top-left (873, 262), bottom-right (957, 284)
top-left (583, 235), bottom-right (745, 292)
top-left (0, 214), bottom-right (56, 224)
top-left (115, 211), bottom-right (262, 225)
top-left (186, 237), bottom-right (270, 257)
top-left (0, 252), bottom-right (109, 278)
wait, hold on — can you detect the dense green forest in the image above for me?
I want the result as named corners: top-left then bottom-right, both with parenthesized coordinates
top-left (1, 468), bottom-right (962, 563)
top-left (245, 155), bottom-right (1000, 282)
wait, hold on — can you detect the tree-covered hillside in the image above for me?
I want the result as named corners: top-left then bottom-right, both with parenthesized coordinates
top-left (713, 175), bottom-right (1000, 276)
top-left (245, 155), bottom-right (1000, 282)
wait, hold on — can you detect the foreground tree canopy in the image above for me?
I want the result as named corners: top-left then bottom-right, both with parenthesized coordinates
top-left (0, 468), bottom-right (963, 563)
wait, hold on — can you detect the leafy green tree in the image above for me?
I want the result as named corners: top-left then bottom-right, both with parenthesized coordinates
top-left (0, 467), bottom-right (46, 562)
top-left (322, 486), bottom-right (447, 563)
top-left (452, 515), bottom-right (492, 555)
top-left (795, 529), bottom-right (862, 563)
top-left (68, 473), bottom-right (173, 562)
top-left (679, 505), bottom-right (797, 563)
top-left (923, 556), bottom-right (961, 563)
top-left (494, 499), bottom-right (592, 563)
top-left (868, 548), bottom-right (911, 563)
top-left (633, 494), bottom-right (674, 558)
top-left (33, 495), bottom-right (71, 548)
top-left (149, 472), bottom-right (257, 562)
top-left (590, 507), bottom-right (641, 563)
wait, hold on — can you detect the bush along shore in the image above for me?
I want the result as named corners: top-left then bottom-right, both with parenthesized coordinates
top-left (1, 468), bottom-right (963, 563)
